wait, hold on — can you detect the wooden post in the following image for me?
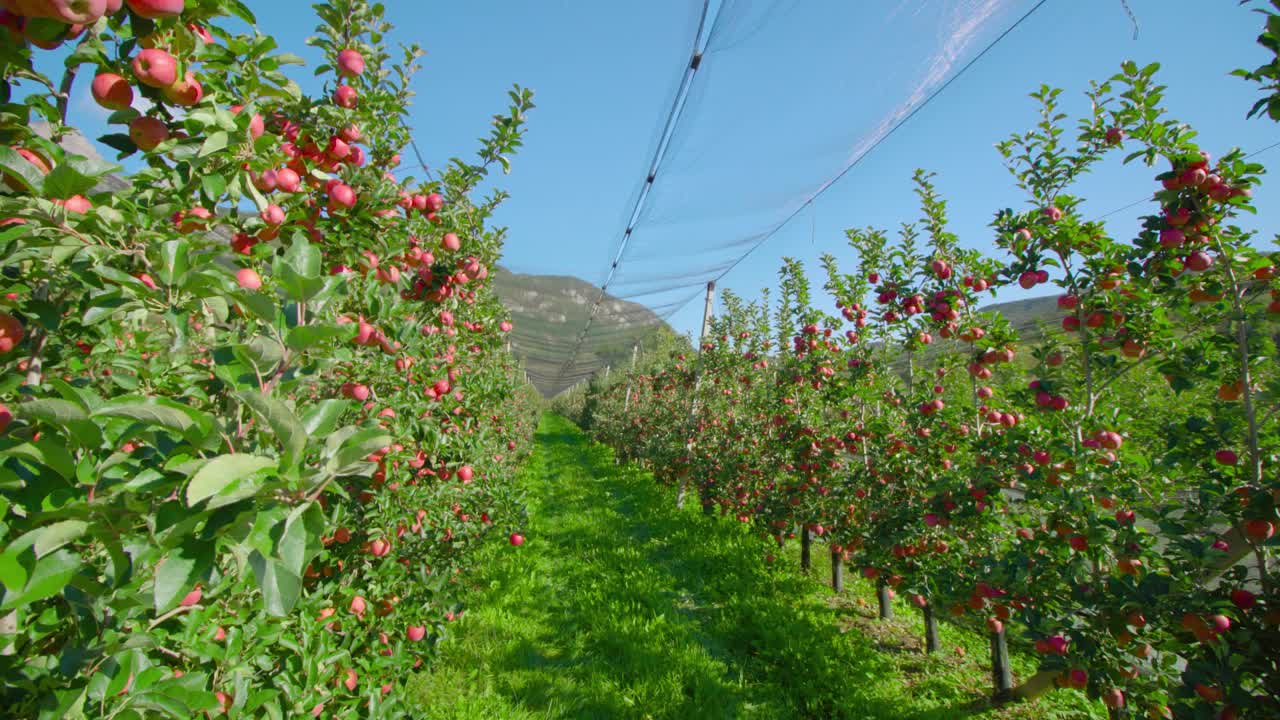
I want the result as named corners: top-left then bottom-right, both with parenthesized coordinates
top-left (990, 628), bottom-right (1013, 701)
top-left (830, 547), bottom-right (844, 593)
top-left (923, 602), bottom-right (940, 653)
top-left (677, 281), bottom-right (715, 509)
top-left (877, 578), bottom-right (893, 620)
top-left (800, 526), bottom-right (812, 573)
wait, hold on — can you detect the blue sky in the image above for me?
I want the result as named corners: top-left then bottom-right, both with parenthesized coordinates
top-left (34, 1), bottom-right (1280, 341)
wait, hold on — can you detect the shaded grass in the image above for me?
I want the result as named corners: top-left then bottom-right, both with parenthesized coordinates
top-left (406, 415), bottom-right (1105, 720)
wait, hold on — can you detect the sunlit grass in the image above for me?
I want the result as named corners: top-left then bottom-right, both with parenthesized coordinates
top-left (405, 415), bottom-right (1105, 720)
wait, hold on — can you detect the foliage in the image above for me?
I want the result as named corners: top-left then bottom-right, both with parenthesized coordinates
top-left (415, 414), bottom-right (1103, 720)
top-left (0, 1), bottom-right (538, 717)
top-left (577, 61), bottom-right (1280, 719)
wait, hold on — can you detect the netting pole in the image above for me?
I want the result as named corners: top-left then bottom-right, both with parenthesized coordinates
top-left (991, 628), bottom-right (1013, 701)
top-left (800, 526), bottom-right (812, 573)
top-left (677, 281), bottom-right (715, 509)
top-left (623, 343), bottom-right (639, 412)
top-left (923, 602), bottom-right (940, 653)
top-left (830, 546), bottom-right (843, 592)
top-left (877, 578), bottom-right (893, 620)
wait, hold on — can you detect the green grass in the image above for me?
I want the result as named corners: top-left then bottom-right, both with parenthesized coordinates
top-left (405, 414), bottom-right (1105, 720)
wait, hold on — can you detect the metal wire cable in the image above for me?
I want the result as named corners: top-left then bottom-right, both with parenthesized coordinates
top-left (1094, 139), bottom-right (1280, 220)
top-left (550, 0), bottom-right (721, 392)
top-left (702, 0), bottom-right (1052, 290)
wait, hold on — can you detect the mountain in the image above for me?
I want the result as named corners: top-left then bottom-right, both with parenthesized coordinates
top-left (492, 268), bottom-right (674, 397)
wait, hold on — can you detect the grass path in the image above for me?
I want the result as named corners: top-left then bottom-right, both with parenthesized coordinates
top-left (407, 414), bottom-right (1102, 720)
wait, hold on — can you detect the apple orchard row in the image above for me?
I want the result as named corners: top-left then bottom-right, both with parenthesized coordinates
top-left (566, 63), bottom-right (1279, 719)
top-left (1, 0), bottom-right (536, 718)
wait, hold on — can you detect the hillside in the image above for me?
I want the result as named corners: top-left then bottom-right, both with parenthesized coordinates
top-left (493, 268), bottom-right (673, 396)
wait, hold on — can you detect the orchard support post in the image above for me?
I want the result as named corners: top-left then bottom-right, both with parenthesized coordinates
top-left (623, 343), bottom-right (639, 412)
top-left (677, 281), bottom-right (715, 509)
top-left (877, 578), bottom-right (893, 620)
top-left (923, 603), bottom-right (940, 653)
top-left (990, 628), bottom-right (1013, 702)
top-left (830, 547), bottom-right (844, 592)
top-left (800, 526), bottom-right (812, 572)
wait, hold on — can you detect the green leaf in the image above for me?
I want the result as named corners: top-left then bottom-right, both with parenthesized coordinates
top-left (198, 131), bottom-right (229, 158)
top-left (0, 146), bottom-right (46, 193)
top-left (42, 163), bottom-right (96, 199)
top-left (17, 399), bottom-right (102, 448)
top-left (200, 173), bottom-right (227, 204)
top-left (153, 540), bottom-right (212, 613)
top-left (330, 428), bottom-right (391, 474)
top-left (273, 236), bottom-right (324, 302)
top-left (2, 549), bottom-right (80, 610)
top-left (284, 324), bottom-right (348, 353)
top-left (34, 520), bottom-right (88, 558)
top-left (5, 440), bottom-right (76, 480)
top-left (94, 398), bottom-right (214, 445)
top-left (249, 551), bottom-right (301, 616)
top-left (300, 400), bottom-right (348, 438)
top-left (185, 454), bottom-right (275, 507)
top-left (235, 336), bottom-right (285, 375)
top-left (276, 502), bottom-right (322, 577)
top-left (237, 290), bottom-right (278, 324)
top-left (0, 549), bottom-right (28, 592)
top-left (98, 133), bottom-right (138, 156)
top-left (154, 239), bottom-right (191, 288)
top-left (235, 391), bottom-right (306, 469)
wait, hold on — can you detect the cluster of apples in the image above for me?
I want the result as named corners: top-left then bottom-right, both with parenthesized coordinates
top-left (1, 0), bottom-right (181, 50)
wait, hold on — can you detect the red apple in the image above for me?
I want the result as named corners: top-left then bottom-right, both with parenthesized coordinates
top-left (328, 183), bottom-right (356, 210)
top-left (336, 48), bottom-right (365, 77)
top-left (236, 268), bottom-right (261, 290)
top-left (49, 0), bottom-right (108, 24)
top-left (62, 195), bottom-right (91, 213)
top-left (1185, 251), bottom-right (1214, 272)
top-left (333, 84), bottom-right (358, 108)
top-left (90, 72), bottom-right (133, 110)
top-left (1102, 689), bottom-right (1124, 708)
top-left (509, 533), bottom-right (524, 546)
top-left (275, 167), bottom-right (301, 193)
top-left (125, 0), bottom-right (183, 18)
top-left (161, 70), bottom-right (202, 106)
top-left (1230, 588), bottom-right (1256, 610)
top-left (1244, 519), bottom-right (1275, 543)
top-left (260, 204), bottom-right (285, 226)
top-left (0, 313), bottom-right (24, 354)
top-left (131, 48), bottom-right (178, 88)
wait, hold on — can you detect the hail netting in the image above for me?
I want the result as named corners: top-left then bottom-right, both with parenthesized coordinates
top-left (507, 0), bottom-right (1041, 396)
